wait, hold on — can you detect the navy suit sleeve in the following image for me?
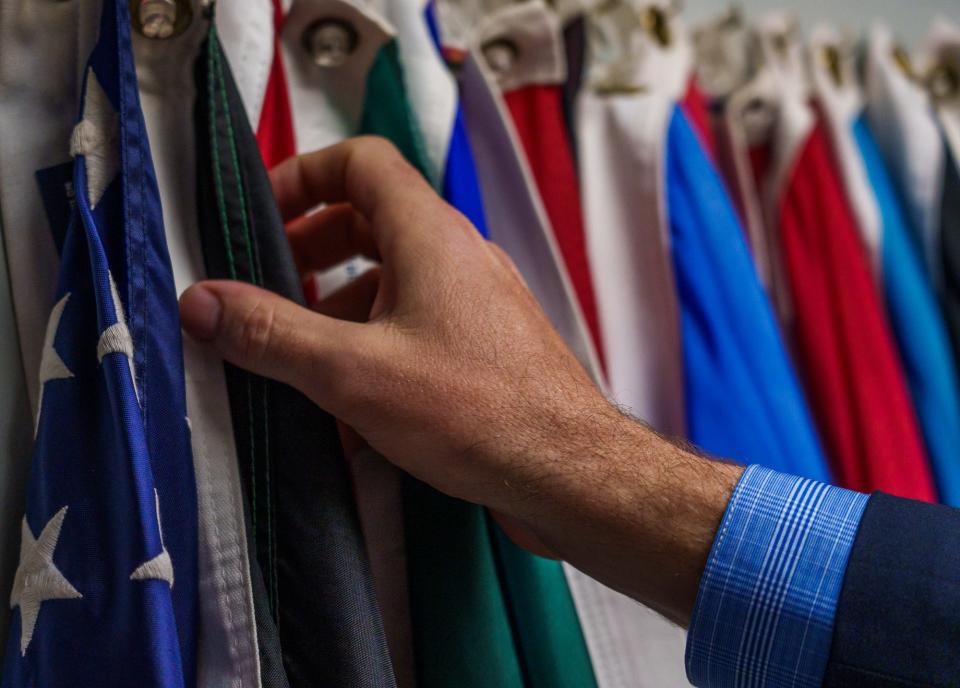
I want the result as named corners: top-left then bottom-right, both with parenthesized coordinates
top-left (825, 493), bottom-right (960, 687)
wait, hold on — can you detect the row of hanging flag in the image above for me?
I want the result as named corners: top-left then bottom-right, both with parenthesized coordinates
top-left (0, 0), bottom-right (958, 687)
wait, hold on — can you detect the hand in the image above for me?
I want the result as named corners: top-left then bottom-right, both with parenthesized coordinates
top-left (181, 136), bottom-right (608, 507)
top-left (179, 137), bottom-right (741, 624)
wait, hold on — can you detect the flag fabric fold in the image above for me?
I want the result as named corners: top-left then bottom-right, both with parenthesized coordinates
top-left (3, 1), bottom-right (199, 685)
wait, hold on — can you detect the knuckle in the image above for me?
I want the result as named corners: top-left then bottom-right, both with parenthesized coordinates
top-left (351, 136), bottom-right (417, 180)
top-left (352, 135), bottom-right (402, 163)
top-left (232, 298), bottom-right (278, 363)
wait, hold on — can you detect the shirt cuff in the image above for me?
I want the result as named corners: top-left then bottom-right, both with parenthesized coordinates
top-left (685, 465), bottom-right (869, 688)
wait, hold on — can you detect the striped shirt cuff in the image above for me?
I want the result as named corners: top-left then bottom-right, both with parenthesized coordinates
top-left (685, 465), bottom-right (869, 688)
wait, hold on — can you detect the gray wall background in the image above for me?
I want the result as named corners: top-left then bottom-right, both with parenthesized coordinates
top-left (683, 0), bottom-right (960, 47)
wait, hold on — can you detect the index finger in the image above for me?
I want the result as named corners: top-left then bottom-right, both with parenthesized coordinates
top-left (269, 136), bottom-right (442, 229)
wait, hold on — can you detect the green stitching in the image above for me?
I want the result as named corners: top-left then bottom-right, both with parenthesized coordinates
top-left (210, 28), bottom-right (258, 541)
top-left (212, 37), bottom-right (258, 286)
top-left (212, 31), bottom-right (278, 612)
top-left (207, 30), bottom-right (237, 282)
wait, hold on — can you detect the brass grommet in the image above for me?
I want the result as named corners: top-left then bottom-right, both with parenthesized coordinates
top-left (130, 0), bottom-right (193, 40)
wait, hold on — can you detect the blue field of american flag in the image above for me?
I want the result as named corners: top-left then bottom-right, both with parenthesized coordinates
top-left (1, 1), bottom-right (199, 685)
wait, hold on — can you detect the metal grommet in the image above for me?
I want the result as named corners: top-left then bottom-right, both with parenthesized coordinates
top-left (891, 45), bottom-right (916, 80)
top-left (741, 96), bottom-right (776, 146)
top-left (481, 38), bottom-right (519, 75)
top-left (821, 45), bottom-right (843, 87)
top-left (130, 0), bottom-right (193, 40)
top-left (928, 64), bottom-right (960, 102)
top-left (770, 31), bottom-right (789, 57)
top-left (640, 5), bottom-right (671, 48)
top-left (303, 18), bottom-right (359, 68)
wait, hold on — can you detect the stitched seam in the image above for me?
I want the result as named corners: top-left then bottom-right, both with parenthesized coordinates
top-left (218, 43), bottom-right (277, 614)
top-left (261, 378), bottom-right (280, 612)
top-left (213, 34), bottom-right (257, 287)
top-left (208, 30), bottom-right (259, 561)
top-left (245, 191), bottom-right (276, 615)
top-left (114, 5), bottom-right (149, 407)
top-left (212, 31), bottom-right (277, 614)
top-left (221, 41), bottom-right (278, 615)
top-left (244, 387), bottom-right (258, 544)
top-left (687, 464), bottom-right (747, 679)
top-left (207, 32), bottom-right (238, 282)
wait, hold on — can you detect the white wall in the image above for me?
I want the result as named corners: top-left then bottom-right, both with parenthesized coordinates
top-left (683, 0), bottom-right (959, 47)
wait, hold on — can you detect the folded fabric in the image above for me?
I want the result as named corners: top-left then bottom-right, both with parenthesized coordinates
top-left (776, 122), bottom-right (935, 499)
top-left (855, 117), bottom-right (960, 505)
top-left (865, 25), bottom-right (945, 285)
top-left (194, 22), bottom-right (396, 687)
top-left (666, 105), bottom-right (831, 482)
top-left (505, 84), bottom-right (604, 368)
top-left (256, 0), bottom-right (297, 166)
top-left (4, 1), bottom-right (199, 683)
top-left (0, 211), bottom-right (31, 655)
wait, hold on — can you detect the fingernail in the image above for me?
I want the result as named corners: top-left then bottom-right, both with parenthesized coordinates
top-left (179, 285), bottom-right (223, 341)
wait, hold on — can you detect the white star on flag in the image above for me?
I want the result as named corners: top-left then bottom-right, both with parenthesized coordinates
top-left (130, 490), bottom-right (174, 588)
top-left (10, 507), bottom-right (82, 656)
top-left (98, 272), bottom-right (139, 402)
top-left (35, 294), bottom-right (74, 436)
top-left (70, 68), bottom-right (119, 209)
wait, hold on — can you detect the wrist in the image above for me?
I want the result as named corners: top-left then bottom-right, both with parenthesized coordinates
top-left (497, 402), bottom-right (742, 624)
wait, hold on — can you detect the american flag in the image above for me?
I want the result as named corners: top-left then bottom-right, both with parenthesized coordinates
top-left (2, 1), bottom-right (199, 685)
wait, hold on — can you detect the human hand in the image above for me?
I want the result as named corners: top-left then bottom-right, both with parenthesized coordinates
top-left (179, 137), bottom-right (613, 520)
top-left (179, 137), bottom-right (740, 624)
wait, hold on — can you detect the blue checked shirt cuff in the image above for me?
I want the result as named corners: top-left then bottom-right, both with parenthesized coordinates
top-left (685, 465), bottom-right (869, 688)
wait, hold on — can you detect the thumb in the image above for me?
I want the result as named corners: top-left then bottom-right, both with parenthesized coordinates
top-left (179, 280), bottom-right (360, 406)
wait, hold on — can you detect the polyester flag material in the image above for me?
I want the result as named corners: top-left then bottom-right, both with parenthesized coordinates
top-left (666, 106), bottom-right (831, 482)
top-left (256, 0), bottom-right (297, 168)
top-left (680, 79), bottom-right (717, 162)
top-left (854, 117), bottom-right (960, 506)
top-left (194, 22), bottom-right (396, 687)
top-left (2, 0), bottom-right (199, 684)
top-left (505, 84), bottom-right (604, 371)
top-left (424, 5), bottom-right (489, 238)
top-left (776, 122), bottom-right (935, 500)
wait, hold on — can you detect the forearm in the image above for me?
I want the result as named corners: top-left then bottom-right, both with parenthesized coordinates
top-left (479, 400), bottom-right (743, 626)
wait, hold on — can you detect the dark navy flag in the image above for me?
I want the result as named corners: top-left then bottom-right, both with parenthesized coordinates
top-left (2, 1), bottom-right (198, 686)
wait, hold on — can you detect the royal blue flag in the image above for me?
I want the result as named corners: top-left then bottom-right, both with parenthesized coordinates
top-left (855, 116), bottom-right (960, 505)
top-left (2, 1), bottom-right (198, 685)
top-left (666, 106), bottom-right (832, 482)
